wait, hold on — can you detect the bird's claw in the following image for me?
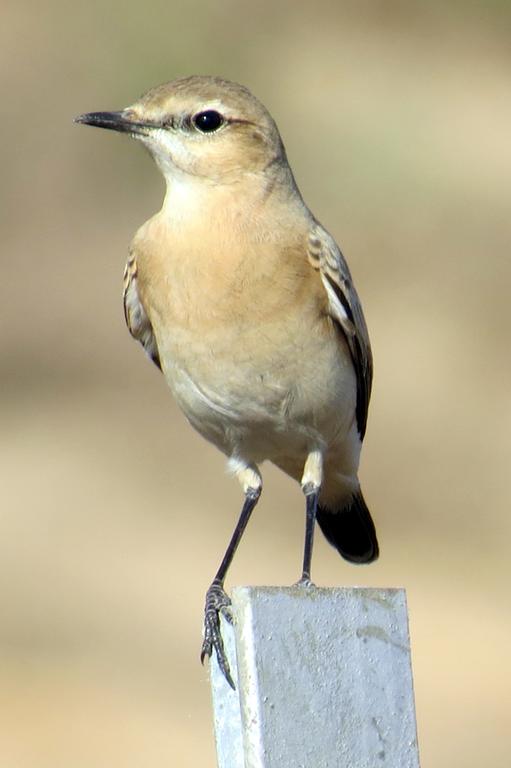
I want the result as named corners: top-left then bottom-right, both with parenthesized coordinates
top-left (200, 581), bottom-right (235, 689)
top-left (293, 575), bottom-right (315, 588)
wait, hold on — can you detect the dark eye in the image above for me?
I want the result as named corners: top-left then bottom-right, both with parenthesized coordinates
top-left (192, 110), bottom-right (225, 133)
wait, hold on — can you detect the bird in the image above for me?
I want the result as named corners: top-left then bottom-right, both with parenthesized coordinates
top-left (75, 76), bottom-right (378, 688)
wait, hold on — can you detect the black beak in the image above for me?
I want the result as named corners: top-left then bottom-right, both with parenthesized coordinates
top-left (74, 111), bottom-right (157, 136)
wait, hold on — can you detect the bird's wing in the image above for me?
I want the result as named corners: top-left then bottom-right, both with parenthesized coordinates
top-left (307, 224), bottom-right (373, 440)
top-left (123, 252), bottom-right (162, 370)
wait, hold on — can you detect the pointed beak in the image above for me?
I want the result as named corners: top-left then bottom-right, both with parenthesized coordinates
top-left (74, 110), bottom-right (158, 136)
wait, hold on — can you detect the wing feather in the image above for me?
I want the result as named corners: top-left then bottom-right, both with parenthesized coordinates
top-left (308, 225), bottom-right (373, 439)
top-left (123, 252), bottom-right (161, 370)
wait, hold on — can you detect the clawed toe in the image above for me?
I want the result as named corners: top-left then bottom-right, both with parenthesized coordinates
top-left (200, 581), bottom-right (235, 690)
top-left (294, 576), bottom-right (315, 588)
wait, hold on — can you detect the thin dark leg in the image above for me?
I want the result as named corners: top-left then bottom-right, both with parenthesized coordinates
top-left (214, 487), bottom-right (260, 583)
top-left (201, 487), bottom-right (261, 689)
top-left (299, 484), bottom-right (320, 584)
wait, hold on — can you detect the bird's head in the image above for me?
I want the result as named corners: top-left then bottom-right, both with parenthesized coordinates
top-left (76, 76), bottom-right (288, 186)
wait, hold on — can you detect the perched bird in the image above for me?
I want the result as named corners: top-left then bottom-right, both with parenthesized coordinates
top-left (76, 76), bottom-right (378, 688)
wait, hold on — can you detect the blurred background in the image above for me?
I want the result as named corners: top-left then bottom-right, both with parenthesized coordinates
top-left (2, 1), bottom-right (510, 765)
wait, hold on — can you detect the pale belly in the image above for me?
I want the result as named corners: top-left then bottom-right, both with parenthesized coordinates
top-left (156, 316), bottom-right (357, 466)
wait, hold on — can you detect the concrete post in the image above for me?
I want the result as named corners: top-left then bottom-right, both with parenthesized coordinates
top-left (210, 586), bottom-right (420, 768)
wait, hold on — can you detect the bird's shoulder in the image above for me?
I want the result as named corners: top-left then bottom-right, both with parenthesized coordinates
top-left (306, 221), bottom-right (373, 439)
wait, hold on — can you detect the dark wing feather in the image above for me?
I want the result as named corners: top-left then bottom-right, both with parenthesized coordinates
top-left (123, 252), bottom-right (161, 370)
top-left (308, 225), bottom-right (373, 439)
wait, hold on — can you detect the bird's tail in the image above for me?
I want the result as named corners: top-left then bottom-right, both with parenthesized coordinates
top-left (316, 489), bottom-right (379, 564)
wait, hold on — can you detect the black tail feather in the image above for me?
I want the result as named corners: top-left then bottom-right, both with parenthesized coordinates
top-left (316, 490), bottom-right (379, 564)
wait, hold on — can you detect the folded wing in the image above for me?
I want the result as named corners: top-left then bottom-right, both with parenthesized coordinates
top-left (123, 252), bottom-right (161, 370)
top-left (308, 225), bottom-right (373, 440)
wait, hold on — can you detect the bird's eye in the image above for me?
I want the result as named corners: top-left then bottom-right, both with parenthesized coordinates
top-left (192, 110), bottom-right (225, 133)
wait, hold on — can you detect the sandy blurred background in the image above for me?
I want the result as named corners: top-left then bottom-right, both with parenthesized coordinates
top-left (1, 1), bottom-right (510, 765)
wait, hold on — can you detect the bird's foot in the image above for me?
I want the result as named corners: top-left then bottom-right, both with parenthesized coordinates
top-left (200, 580), bottom-right (235, 689)
top-left (294, 576), bottom-right (316, 588)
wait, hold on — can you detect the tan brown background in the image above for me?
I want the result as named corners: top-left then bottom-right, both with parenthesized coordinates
top-left (2, 1), bottom-right (510, 765)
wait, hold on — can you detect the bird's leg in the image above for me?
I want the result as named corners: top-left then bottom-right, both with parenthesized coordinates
top-left (201, 463), bottom-right (262, 689)
top-left (297, 450), bottom-right (323, 586)
top-left (299, 486), bottom-right (320, 584)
